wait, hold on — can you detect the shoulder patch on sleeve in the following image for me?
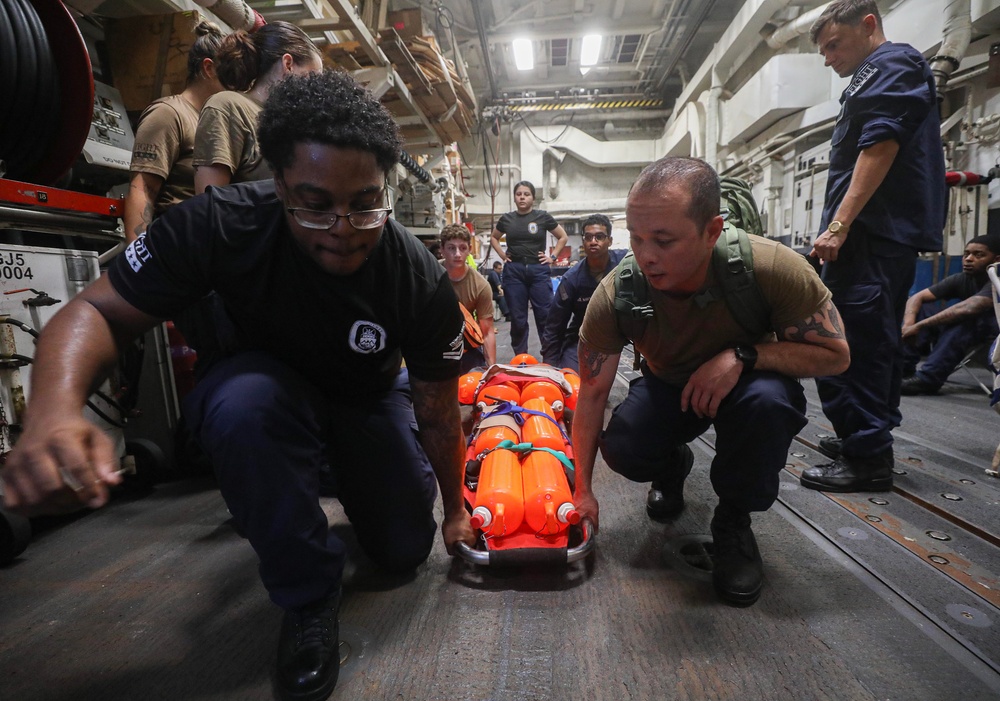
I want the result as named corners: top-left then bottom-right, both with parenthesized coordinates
top-left (845, 63), bottom-right (879, 97)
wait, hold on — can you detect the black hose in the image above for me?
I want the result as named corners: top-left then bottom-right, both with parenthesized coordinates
top-left (2, 0), bottom-right (42, 173)
top-left (0, 318), bottom-right (40, 339)
top-left (399, 150), bottom-right (433, 185)
top-left (16, 0), bottom-right (60, 178)
top-left (2, 0), bottom-right (63, 181)
top-left (0, 0), bottom-right (19, 138)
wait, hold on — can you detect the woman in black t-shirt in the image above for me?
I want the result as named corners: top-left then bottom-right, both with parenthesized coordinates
top-left (489, 181), bottom-right (568, 355)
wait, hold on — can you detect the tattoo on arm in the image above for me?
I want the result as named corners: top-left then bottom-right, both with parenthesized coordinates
top-left (782, 300), bottom-right (845, 342)
top-left (580, 345), bottom-right (610, 383)
top-left (133, 181), bottom-right (156, 238)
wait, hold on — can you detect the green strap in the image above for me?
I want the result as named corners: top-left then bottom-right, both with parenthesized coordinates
top-left (494, 439), bottom-right (575, 472)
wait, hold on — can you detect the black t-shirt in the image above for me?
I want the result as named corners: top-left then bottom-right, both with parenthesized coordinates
top-left (496, 209), bottom-right (559, 260)
top-left (109, 180), bottom-right (463, 397)
top-left (928, 271), bottom-right (992, 301)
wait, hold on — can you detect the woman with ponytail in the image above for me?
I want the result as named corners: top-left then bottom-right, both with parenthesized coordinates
top-left (193, 20), bottom-right (322, 193)
top-left (124, 20), bottom-right (225, 241)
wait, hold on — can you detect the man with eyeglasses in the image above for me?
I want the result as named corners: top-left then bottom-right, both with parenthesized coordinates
top-left (541, 214), bottom-right (625, 372)
top-left (0, 71), bottom-right (475, 701)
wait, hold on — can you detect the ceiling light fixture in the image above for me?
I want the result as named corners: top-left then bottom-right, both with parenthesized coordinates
top-left (580, 34), bottom-right (601, 75)
top-left (513, 38), bottom-right (534, 71)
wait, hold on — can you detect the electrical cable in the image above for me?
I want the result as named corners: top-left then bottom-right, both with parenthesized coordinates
top-left (516, 111), bottom-right (575, 145)
top-left (0, 318), bottom-right (128, 417)
top-left (0, 351), bottom-right (127, 428)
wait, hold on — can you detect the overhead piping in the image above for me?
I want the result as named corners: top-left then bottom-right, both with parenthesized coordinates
top-left (652, 0), bottom-right (721, 95)
top-left (470, 0), bottom-right (499, 102)
top-left (929, 0), bottom-right (971, 97)
top-left (764, 2), bottom-right (832, 49)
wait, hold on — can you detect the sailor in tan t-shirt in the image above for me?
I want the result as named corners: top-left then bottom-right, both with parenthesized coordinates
top-left (572, 157), bottom-right (849, 608)
top-left (124, 21), bottom-right (224, 241)
top-left (193, 21), bottom-right (322, 194)
top-left (441, 224), bottom-right (496, 372)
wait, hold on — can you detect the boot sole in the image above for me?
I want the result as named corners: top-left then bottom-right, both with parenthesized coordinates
top-left (646, 501), bottom-right (684, 522)
top-left (714, 580), bottom-right (762, 607)
top-left (798, 475), bottom-right (893, 493)
top-left (276, 668), bottom-right (339, 701)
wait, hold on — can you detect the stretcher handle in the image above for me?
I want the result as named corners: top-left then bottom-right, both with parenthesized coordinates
top-left (452, 517), bottom-right (596, 566)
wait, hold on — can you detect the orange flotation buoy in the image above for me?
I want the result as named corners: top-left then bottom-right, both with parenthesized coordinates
top-left (469, 449), bottom-right (524, 537)
top-left (510, 353), bottom-right (539, 366)
top-left (521, 450), bottom-right (579, 535)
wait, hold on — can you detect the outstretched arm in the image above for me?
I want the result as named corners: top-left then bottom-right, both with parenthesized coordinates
top-left (1, 276), bottom-right (162, 515)
top-left (410, 375), bottom-right (476, 553)
top-left (571, 341), bottom-right (620, 531)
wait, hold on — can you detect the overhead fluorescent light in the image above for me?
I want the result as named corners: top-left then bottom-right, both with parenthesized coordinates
top-left (513, 38), bottom-right (534, 71)
top-left (580, 34), bottom-right (602, 68)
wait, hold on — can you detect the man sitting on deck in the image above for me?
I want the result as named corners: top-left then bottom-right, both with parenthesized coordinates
top-left (0, 71), bottom-right (475, 701)
top-left (570, 157), bottom-right (849, 607)
top-left (899, 235), bottom-right (1000, 396)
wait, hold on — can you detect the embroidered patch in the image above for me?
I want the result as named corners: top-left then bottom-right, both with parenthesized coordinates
top-left (349, 320), bottom-right (387, 354)
top-left (528, 222), bottom-right (539, 234)
top-left (124, 235), bottom-right (152, 273)
top-left (846, 63), bottom-right (879, 97)
top-left (444, 328), bottom-right (464, 361)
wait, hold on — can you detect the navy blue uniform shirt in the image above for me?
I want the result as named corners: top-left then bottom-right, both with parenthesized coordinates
top-left (541, 249), bottom-right (627, 364)
top-left (822, 42), bottom-right (945, 252)
top-left (109, 180), bottom-right (463, 398)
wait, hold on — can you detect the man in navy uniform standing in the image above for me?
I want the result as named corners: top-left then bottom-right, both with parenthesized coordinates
top-left (801, 0), bottom-right (946, 493)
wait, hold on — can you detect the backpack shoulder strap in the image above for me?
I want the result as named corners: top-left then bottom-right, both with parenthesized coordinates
top-left (711, 225), bottom-right (771, 336)
top-left (613, 252), bottom-right (654, 340)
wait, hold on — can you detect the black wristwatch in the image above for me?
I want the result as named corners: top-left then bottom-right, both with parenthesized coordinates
top-left (734, 345), bottom-right (758, 373)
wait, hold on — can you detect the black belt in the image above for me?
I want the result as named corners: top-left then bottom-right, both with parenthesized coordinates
top-left (509, 256), bottom-right (542, 265)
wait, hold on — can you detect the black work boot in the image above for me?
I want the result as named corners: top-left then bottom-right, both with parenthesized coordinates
top-left (276, 589), bottom-right (341, 701)
top-left (710, 503), bottom-right (763, 607)
top-left (900, 376), bottom-right (941, 396)
top-left (646, 444), bottom-right (695, 522)
top-left (817, 436), bottom-right (842, 459)
top-left (799, 450), bottom-right (893, 493)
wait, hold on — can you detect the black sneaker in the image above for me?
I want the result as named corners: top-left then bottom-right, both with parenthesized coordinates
top-left (276, 589), bottom-right (341, 701)
top-left (710, 504), bottom-right (763, 607)
top-left (799, 450), bottom-right (893, 493)
top-left (900, 376), bottom-right (941, 396)
top-left (646, 444), bottom-right (695, 522)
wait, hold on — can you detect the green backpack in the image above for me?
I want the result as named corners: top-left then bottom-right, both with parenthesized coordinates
top-left (614, 177), bottom-right (770, 342)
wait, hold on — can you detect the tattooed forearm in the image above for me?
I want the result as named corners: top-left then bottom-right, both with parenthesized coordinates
top-left (782, 300), bottom-right (845, 342)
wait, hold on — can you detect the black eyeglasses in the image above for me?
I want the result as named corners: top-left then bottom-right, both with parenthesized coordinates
top-left (583, 233), bottom-right (609, 242)
top-left (286, 206), bottom-right (392, 230)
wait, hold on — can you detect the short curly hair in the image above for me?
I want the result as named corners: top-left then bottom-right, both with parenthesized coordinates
top-left (440, 223), bottom-right (471, 245)
top-left (258, 70), bottom-right (402, 175)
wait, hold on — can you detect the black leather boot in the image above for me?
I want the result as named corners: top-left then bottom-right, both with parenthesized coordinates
top-left (800, 450), bottom-right (893, 493)
top-left (276, 589), bottom-right (341, 701)
top-left (646, 444), bottom-right (695, 522)
top-left (817, 436), bottom-right (842, 459)
top-left (710, 503), bottom-right (762, 607)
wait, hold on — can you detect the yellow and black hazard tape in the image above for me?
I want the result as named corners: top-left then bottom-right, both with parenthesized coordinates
top-left (508, 99), bottom-right (664, 112)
